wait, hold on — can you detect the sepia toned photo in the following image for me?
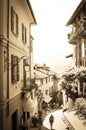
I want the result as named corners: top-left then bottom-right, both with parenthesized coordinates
top-left (0, 0), bottom-right (86, 130)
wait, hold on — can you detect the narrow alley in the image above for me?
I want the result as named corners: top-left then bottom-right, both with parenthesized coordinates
top-left (0, 1), bottom-right (86, 130)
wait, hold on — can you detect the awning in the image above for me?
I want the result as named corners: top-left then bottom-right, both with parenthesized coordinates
top-left (43, 95), bottom-right (52, 103)
top-left (23, 97), bottom-right (35, 112)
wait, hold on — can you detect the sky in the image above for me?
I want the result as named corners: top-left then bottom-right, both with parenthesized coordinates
top-left (30, 0), bottom-right (81, 67)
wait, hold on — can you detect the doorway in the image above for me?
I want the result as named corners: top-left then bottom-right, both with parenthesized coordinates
top-left (12, 110), bottom-right (18, 130)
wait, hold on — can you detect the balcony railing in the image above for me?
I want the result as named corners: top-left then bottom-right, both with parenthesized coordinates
top-left (68, 17), bottom-right (86, 43)
top-left (76, 17), bottom-right (86, 37)
top-left (81, 57), bottom-right (86, 67)
top-left (21, 78), bottom-right (37, 92)
top-left (76, 57), bottom-right (86, 67)
top-left (68, 31), bottom-right (78, 44)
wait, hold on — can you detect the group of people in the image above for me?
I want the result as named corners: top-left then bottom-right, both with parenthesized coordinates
top-left (32, 112), bottom-right (54, 130)
top-left (32, 112), bottom-right (43, 129)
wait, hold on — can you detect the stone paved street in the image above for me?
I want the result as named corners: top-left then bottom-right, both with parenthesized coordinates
top-left (43, 109), bottom-right (66, 130)
top-left (29, 109), bottom-right (66, 130)
top-left (27, 108), bottom-right (86, 130)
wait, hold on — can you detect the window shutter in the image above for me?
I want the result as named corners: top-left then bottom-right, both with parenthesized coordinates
top-left (16, 14), bottom-right (18, 35)
top-left (11, 6), bottom-right (18, 36)
top-left (25, 28), bottom-right (27, 43)
top-left (22, 23), bottom-right (27, 43)
top-left (11, 55), bottom-right (20, 83)
top-left (17, 57), bottom-right (19, 81)
top-left (11, 6), bottom-right (14, 31)
top-left (11, 55), bottom-right (15, 83)
top-left (22, 23), bottom-right (24, 42)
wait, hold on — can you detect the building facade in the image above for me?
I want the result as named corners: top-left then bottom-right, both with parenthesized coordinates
top-left (66, 0), bottom-right (86, 97)
top-left (0, 0), bottom-right (36, 130)
top-left (34, 64), bottom-right (55, 96)
top-left (34, 64), bottom-right (58, 110)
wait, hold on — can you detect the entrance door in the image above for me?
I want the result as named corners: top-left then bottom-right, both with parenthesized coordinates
top-left (12, 110), bottom-right (18, 130)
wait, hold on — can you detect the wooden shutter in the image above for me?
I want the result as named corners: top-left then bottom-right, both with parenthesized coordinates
top-left (16, 14), bottom-right (18, 35)
top-left (25, 28), bottom-right (27, 43)
top-left (11, 55), bottom-right (19, 83)
top-left (17, 57), bottom-right (19, 81)
top-left (11, 55), bottom-right (15, 83)
top-left (22, 23), bottom-right (24, 42)
top-left (11, 6), bottom-right (14, 31)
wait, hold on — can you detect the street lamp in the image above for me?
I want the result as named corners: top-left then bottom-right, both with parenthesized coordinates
top-left (25, 64), bottom-right (30, 72)
top-left (4, 55), bottom-right (30, 70)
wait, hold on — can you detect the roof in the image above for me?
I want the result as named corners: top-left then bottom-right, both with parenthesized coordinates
top-left (26, 0), bottom-right (37, 24)
top-left (43, 95), bottom-right (52, 103)
top-left (34, 69), bottom-right (48, 79)
top-left (66, 0), bottom-right (85, 26)
top-left (34, 68), bottom-right (55, 78)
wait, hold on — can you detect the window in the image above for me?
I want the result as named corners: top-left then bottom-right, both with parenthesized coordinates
top-left (41, 79), bottom-right (43, 85)
top-left (46, 77), bottom-right (47, 83)
top-left (22, 23), bottom-right (27, 44)
top-left (11, 6), bottom-right (18, 36)
top-left (84, 42), bottom-right (86, 66)
top-left (11, 55), bottom-right (19, 83)
top-left (49, 77), bottom-right (50, 82)
top-left (51, 77), bottom-right (53, 81)
top-left (45, 89), bottom-right (48, 95)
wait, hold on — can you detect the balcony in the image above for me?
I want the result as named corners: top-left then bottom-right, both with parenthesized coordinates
top-left (81, 57), bottom-right (86, 67)
top-left (76, 57), bottom-right (86, 67)
top-left (68, 31), bottom-right (79, 44)
top-left (76, 17), bottom-right (86, 38)
top-left (21, 78), bottom-right (37, 92)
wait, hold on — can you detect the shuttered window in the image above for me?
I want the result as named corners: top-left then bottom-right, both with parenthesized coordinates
top-left (11, 6), bottom-right (18, 36)
top-left (11, 55), bottom-right (19, 83)
top-left (22, 23), bottom-right (27, 44)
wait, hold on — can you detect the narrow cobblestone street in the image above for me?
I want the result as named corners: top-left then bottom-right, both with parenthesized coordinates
top-left (28, 108), bottom-right (66, 130)
top-left (29, 108), bottom-right (86, 130)
top-left (43, 109), bottom-right (66, 130)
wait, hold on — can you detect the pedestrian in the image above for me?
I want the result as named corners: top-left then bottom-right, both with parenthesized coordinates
top-left (49, 114), bottom-right (54, 130)
top-left (32, 113), bottom-right (38, 127)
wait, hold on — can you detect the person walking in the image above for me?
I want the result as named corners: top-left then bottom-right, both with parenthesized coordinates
top-left (49, 114), bottom-right (54, 130)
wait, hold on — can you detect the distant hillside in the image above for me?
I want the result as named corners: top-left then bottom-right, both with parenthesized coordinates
top-left (50, 65), bottom-right (72, 74)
